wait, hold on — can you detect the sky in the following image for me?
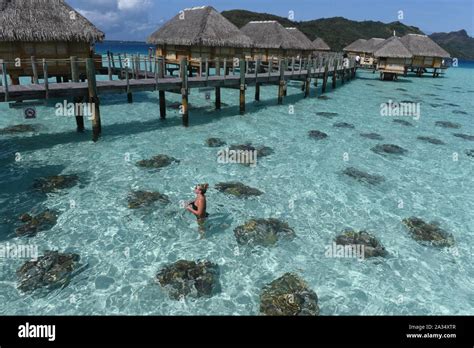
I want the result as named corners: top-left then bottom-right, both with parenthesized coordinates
top-left (68, 0), bottom-right (474, 41)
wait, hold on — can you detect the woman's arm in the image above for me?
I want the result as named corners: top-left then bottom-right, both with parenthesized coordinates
top-left (186, 200), bottom-right (204, 217)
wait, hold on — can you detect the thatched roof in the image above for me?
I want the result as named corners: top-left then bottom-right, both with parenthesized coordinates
top-left (374, 36), bottom-right (413, 58)
top-left (148, 6), bottom-right (252, 48)
top-left (400, 34), bottom-right (450, 58)
top-left (240, 21), bottom-right (307, 50)
top-left (285, 27), bottom-right (315, 51)
top-left (363, 38), bottom-right (386, 53)
top-left (0, 0), bottom-right (104, 43)
top-left (313, 37), bottom-right (331, 51)
top-left (343, 39), bottom-right (368, 52)
top-left (344, 38), bottom-right (386, 54)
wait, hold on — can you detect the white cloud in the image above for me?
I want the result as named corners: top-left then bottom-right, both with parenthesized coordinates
top-left (78, 9), bottom-right (121, 29)
top-left (117, 0), bottom-right (151, 11)
top-left (75, 0), bottom-right (155, 40)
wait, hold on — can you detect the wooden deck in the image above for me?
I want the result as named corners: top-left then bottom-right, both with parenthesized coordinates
top-left (0, 68), bottom-right (337, 102)
top-left (0, 54), bottom-right (357, 141)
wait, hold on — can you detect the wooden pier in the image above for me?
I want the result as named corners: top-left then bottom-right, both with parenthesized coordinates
top-left (0, 53), bottom-right (357, 141)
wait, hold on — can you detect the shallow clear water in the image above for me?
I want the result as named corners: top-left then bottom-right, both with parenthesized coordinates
top-left (0, 64), bottom-right (473, 315)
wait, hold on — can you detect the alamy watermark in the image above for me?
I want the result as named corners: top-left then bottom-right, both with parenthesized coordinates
top-left (217, 148), bottom-right (258, 167)
top-left (0, 243), bottom-right (38, 260)
top-left (325, 242), bottom-right (365, 261)
top-left (55, 100), bottom-right (94, 119)
top-left (380, 100), bottom-right (420, 120)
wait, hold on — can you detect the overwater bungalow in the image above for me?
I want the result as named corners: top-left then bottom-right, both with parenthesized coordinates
top-left (312, 38), bottom-right (331, 52)
top-left (343, 39), bottom-right (367, 58)
top-left (399, 34), bottom-right (450, 76)
top-left (285, 27), bottom-right (317, 58)
top-left (374, 36), bottom-right (413, 81)
top-left (147, 6), bottom-right (253, 67)
top-left (343, 38), bottom-right (385, 68)
top-left (240, 21), bottom-right (310, 62)
top-left (0, 0), bottom-right (104, 85)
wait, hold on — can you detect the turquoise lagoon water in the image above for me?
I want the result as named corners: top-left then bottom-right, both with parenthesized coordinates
top-left (0, 63), bottom-right (473, 315)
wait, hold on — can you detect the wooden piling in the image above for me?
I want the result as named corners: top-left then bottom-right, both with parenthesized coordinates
top-left (126, 63), bottom-right (132, 103)
top-left (31, 56), bottom-right (39, 84)
top-left (332, 58), bottom-right (337, 89)
top-left (136, 55), bottom-right (141, 79)
top-left (118, 54), bottom-right (123, 79)
top-left (239, 59), bottom-right (246, 114)
top-left (278, 59), bottom-right (285, 105)
top-left (158, 57), bottom-right (166, 120)
top-left (223, 58), bottom-right (227, 80)
top-left (180, 58), bottom-right (189, 126)
top-left (131, 55), bottom-right (136, 79)
top-left (304, 56), bottom-right (311, 98)
top-left (107, 51), bottom-right (112, 81)
top-left (154, 57), bottom-right (158, 86)
top-left (74, 96), bottom-right (85, 132)
top-left (255, 59), bottom-right (261, 101)
top-left (70, 56), bottom-right (83, 131)
top-left (215, 58), bottom-right (221, 110)
top-left (42, 59), bottom-right (49, 100)
top-left (1, 60), bottom-right (8, 102)
top-left (70, 56), bottom-right (79, 82)
top-left (86, 58), bottom-right (101, 142)
top-left (341, 60), bottom-right (345, 85)
top-left (322, 62), bottom-right (329, 94)
top-left (144, 57), bottom-right (148, 79)
top-left (111, 52), bottom-right (116, 70)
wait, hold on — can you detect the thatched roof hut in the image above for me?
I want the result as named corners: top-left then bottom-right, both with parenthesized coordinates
top-left (240, 21), bottom-right (311, 60)
top-left (0, 0), bottom-right (104, 43)
top-left (374, 36), bottom-right (413, 79)
top-left (240, 21), bottom-right (301, 50)
top-left (400, 34), bottom-right (450, 58)
top-left (343, 39), bottom-right (368, 53)
top-left (285, 27), bottom-right (315, 51)
top-left (344, 38), bottom-right (385, 54)
top-left (399, 34), bottom-right (450, 72)
top-left (0, 0), bottom-right (104, 84)
top-left (362, 38), bottom-right (386, 54)
top-left (148, 6), bottom-right (252, 48)
top-left (312, 37), bottom-right (331, 51)
top-left (374, 36), bottom-right (412, 59)
top-left (148, 6), bottom-right (253, 64)
top-left (343, 38), bottom-right (385, 67)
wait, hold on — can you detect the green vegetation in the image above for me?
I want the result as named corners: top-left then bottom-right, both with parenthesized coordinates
top-left (222, 10), bottom-right (473, 59)
top-left (222, 10), bottom-right (423, 51)
top-left (429, 30), bottom-right (474, 60)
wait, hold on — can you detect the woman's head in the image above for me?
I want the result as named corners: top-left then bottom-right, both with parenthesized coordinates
top-left (195, 183), bottom-right (209, 194)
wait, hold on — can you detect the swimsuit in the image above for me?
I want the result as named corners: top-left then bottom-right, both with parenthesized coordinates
top-left (190, 201), bottom-right (209, 219)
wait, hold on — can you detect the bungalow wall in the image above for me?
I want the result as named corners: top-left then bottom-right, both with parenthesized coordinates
top-left (156, 45), bottom-right (251, 66)
top-left (246, 48), bottom-right (284, 62)
top-left (0, 41), bottom-right (98, 83)
top-left (345, 51), bottom-right (376, 66)
top-left (411, 56), bottom-right (444, 69)
top-left (377, 57), bottom-right (411, 74)
top-left (246, 49), bottom-right (314, 62)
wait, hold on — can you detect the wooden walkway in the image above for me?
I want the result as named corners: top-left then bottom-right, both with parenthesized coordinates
top-left (0, 55), bottom-right (357, 141)
top-left (0, 68), bottom-right (345, 102)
